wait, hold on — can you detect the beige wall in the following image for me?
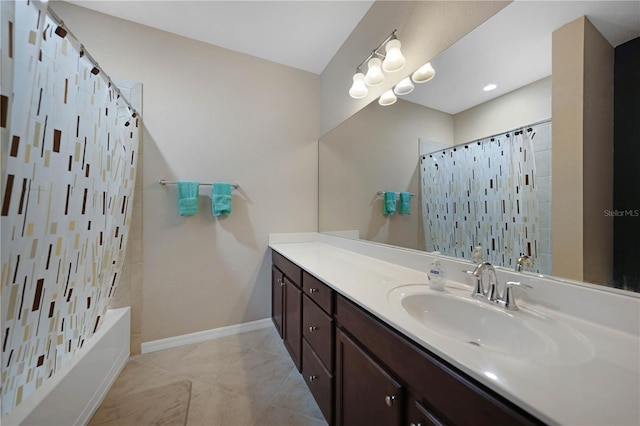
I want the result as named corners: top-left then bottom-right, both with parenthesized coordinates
top-left (319, 1), bottom-right (510, 137)
top-left (454, 76), bottom-right (552, 144)
top-left (552, 16), bottom-right (613, 284)
top-left (319, 100), bottom-right (453, 250)
top-left (52, 2), bottom-right (319, 342)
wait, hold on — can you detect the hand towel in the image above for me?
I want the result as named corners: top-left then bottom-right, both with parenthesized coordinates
top-left (383, 191), bottom-right (396, 216)
top-left (399, 192), bottom-right (411, 215)
top-left (176, 180), bottom-right (199, 216)
top-left (212, 182), bottom-right (232, 216)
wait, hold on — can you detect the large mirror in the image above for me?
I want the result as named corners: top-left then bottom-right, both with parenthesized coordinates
top-left (319, 1), bottom-right (640, 292)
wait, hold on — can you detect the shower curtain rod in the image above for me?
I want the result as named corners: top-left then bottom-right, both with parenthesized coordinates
top-left (47, 6), bottom-right (138, 117)
top-left (421, 117), bottom-right (551, 159)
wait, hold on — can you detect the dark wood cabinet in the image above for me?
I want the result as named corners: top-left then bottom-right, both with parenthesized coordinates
top-left (336, 329), bottom-right (403, 426)
top-left (271, 266), bottom-right (284, 338)
top-left (271, 250), bottom-right (542, 426)
top-left (283, 277), bottom-right (302, 371)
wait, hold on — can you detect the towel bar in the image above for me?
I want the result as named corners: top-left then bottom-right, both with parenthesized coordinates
top-left (158, 180), bottom-right (239, 190)
top-left (377, 191), bottom-right (415, 197)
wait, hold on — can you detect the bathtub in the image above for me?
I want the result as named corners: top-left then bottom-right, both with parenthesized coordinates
top-left (1, 307), bottom-right (130, 426)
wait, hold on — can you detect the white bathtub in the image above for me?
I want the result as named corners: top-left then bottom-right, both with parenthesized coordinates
top-left (1, 307), bottom-right (130, 426)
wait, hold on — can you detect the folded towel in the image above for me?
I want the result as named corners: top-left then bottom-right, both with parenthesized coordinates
top-left (383, 191), bottom-right (396, 216)
top-left (176, 180), bottom-right (199, 216)
top-left (212, 182), bottom-right (232, 216)
top-left (399, 192), bottom-right (411, 215)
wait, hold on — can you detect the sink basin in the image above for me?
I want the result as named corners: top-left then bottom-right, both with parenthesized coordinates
top-left (388, 285), bottom-right (593, 362)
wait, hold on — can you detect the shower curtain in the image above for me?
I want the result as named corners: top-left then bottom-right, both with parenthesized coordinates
top-left (421, 122), bottom-right (551, 274)
top-left (1, 1), bottom-right (139, 416)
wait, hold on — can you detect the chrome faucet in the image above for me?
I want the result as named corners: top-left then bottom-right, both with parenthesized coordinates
top-left (470, 262), bottom-right (532, 310)
top-left (515, 255), bottom-right (534, 272)
top-left (471, 262), bottom-right (499, 301)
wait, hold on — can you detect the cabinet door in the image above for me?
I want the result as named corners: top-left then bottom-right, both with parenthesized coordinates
top-left (271, 266), bottom-right (284, 338)
top-left (283, 277), bottom-right (302, 372)
top-left (336, 329), bottom-right (403, 426)
top-left (407, 396), bottom-right (445, 426)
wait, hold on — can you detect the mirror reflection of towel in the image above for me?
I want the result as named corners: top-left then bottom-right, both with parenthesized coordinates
top-left (399, 192), bottom-right (411, 215)
top-left (212, 182), bottom-right (232, 216)
top-left (383, 191), bottom-right (396, 216)
top-left (177, 180), bottom-right (199, 216)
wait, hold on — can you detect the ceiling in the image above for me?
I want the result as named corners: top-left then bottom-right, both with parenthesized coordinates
top-left (403, 0), bottom-right (640, 115)
top-left (64, 0), bottom-right (374, 75)
top-left (65, 1), bottom-right (639, 113)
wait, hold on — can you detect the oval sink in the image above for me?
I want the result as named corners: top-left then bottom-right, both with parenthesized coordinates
top-left (388, 285), bottom-right (593, 363)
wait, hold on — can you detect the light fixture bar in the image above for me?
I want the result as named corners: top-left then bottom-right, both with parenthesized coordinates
top-left (354, 29), bottom-right (398, 72)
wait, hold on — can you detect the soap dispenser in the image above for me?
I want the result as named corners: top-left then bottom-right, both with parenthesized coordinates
top-left (473, 245), bottom-right (483, 264)
top-left (428, 253), bottom-right (447, 291)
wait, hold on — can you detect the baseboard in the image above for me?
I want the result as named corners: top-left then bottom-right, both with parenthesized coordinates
top-left (141, 318), bottom-right (272, 354)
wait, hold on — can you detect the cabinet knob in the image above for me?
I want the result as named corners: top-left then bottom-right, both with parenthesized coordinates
top-left (309, 288), bottom-right (319, 294)
top-left (385, 395), bottom-right (396, 407)
top-left (309, 375), bottom-right (318, 382)
top-left (309, 326), bottom-right (318, 332)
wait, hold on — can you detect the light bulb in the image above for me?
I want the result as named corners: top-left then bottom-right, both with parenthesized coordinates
top-left (364, 57), bottom-right (385, 86)
top-left (378, 89), bottom-right (397, 106)
top-left (393, 77), bottom-right (414, 96)
top-left (412, 62), bottom-right (436, 83)
top-left (382, 39), bottom-right (406, 73)
top-left (349, 72), bottom-right (368, 99)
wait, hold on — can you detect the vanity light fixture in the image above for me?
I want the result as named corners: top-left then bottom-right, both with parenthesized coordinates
top-left (393, 77), bottom-right (415, 96)
top-left (348, 68), bottom-right (369, 98)
top-left (348, 29), bottom-right (406, 99)
top-left (412, 62), bottom-right (436, 83)
top-left (483, 83), bottom-right (498, 92)
top-left (378, 89), bottom-right (397, 106)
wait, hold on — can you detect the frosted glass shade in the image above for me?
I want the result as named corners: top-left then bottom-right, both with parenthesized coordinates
top-left (382, 39), bottom-right (406, 73)
top-left (364, 57), bottom-right (385, 86)
top-left (394, 77), bottom-right (414, 95)
top-left (412, 62), bottom-right (436, 83)
top-left (349, 72), bottom-right (368, 98)
top-left (378, 89), bottom-right (397, 106)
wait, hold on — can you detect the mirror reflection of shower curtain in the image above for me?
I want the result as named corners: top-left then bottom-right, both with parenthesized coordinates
top-left (421, 122), bottom-right (551, 274)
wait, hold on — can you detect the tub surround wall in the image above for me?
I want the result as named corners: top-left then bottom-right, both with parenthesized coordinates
top-left (50, 2), bottom-right (319, 343)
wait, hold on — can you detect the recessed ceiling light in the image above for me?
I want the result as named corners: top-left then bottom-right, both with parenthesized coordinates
top-left (483, 83), bottom-right (497, 92)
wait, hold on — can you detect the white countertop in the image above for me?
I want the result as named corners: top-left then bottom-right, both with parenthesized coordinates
top-left (270, 235), bottom-right (640, 426)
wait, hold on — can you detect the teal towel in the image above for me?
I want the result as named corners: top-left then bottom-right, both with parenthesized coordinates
top-left (383, 191), bottom-right (396, 216)
top-left (399, 192), bottom-right (411, 215)
top-left (212, 182), bottom-right (232, 216)
top-left (177, 180), bottom-right (199, 216)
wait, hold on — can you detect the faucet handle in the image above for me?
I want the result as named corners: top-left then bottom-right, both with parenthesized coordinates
top-left (463, 269), bottom-right (485, 298)
top-left (498, 281), bottom-right (532, 310)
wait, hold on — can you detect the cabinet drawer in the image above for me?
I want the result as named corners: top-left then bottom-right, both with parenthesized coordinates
top-left (302, 339), bottom-right (333, 425)
top-left (272, 250), bottom-right (302, 286)
top-left (302, 271), bottom-right (333, 314)
top-left (303, 295), bottom-right (334, 371)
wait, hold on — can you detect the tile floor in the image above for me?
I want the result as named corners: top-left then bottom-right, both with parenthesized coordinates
top-left (89, 326), bottom-right (328, 426)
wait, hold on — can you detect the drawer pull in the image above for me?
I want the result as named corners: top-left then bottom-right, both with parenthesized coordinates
top-left (309, 288), bottom-right (319, 294)
top-left (385, 395), bottom-right (396, 407)
top-left (309, 375), bottom-right (318, 382)
top-left (309, 326), bottom-right (318, 332)
top-left (410, 423), bottom-right (423, 426)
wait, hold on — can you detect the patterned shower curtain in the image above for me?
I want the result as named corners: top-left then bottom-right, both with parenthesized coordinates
top-left (421, 122), bottom-right (550, 273)
top-left (1, 1), bottom-right (139, 416)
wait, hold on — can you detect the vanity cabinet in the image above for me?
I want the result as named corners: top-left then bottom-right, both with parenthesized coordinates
top-left (272, 251), bottom-right (302, 371)
top-left (271, 250), bottom-right (543, 426)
